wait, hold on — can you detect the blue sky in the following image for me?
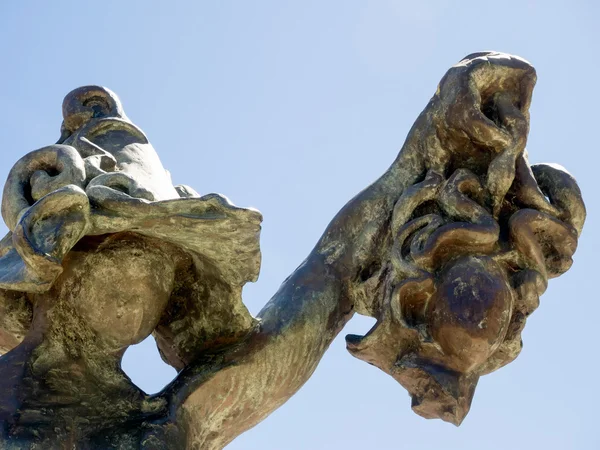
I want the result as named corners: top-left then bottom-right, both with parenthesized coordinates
top-left (1, 1), bottom-right (599, 449)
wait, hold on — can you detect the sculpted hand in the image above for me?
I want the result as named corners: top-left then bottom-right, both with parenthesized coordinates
top-left (342, 52), bottom-right (585, 425)
top-left (321, 52), bottom-right (544, 314)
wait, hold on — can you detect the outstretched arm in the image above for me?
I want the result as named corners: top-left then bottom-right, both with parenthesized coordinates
top-left (163, 172), bottom-right (411, 450)
top-left (159, 52), bottom-right (578, 449)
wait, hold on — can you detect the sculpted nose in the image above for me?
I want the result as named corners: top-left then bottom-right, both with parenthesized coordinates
top-left (61, 85), bottom-right (125, 133)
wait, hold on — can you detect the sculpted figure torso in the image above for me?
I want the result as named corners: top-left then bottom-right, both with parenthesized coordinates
top-left (0, 52), bottom-right (586, 449)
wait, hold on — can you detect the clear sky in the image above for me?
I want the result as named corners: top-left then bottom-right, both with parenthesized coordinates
top-left (1, 1), bottom-right (599, 449)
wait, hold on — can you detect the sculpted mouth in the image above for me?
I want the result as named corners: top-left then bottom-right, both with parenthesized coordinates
top-left (60, 85), bottom-right (128, 137)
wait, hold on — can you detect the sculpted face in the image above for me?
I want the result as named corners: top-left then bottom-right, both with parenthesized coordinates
top-left (58, 85), bottom-right (181, 202)
top-left (60, 85), bottom-right (126, 134)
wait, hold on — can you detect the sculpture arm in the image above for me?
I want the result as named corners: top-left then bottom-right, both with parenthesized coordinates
top-left (165, 89), bottom-right (440, 449)
top-left (167, 181), bottom-right (409, 450)
top-left (158, 52), bottom-right (570, 449)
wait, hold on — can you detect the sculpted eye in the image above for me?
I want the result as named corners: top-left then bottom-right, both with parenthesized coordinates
top-left (82, 95), bottom-right (110, 118)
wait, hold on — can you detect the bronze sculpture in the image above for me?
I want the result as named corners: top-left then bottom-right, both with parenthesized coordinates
top-left (0, 52), bottom-right (586, 449)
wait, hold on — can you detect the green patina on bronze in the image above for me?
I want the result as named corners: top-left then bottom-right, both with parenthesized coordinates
top-left (0, 52), bottom-right (586, 449)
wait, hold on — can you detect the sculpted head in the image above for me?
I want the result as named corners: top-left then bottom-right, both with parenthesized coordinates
top-left (60, 85), bottom-right (127, 136)
top-left (0, 86), bottom-right (262, 367)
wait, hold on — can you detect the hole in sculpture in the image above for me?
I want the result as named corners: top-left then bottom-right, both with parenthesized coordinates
top-left (121, 335), bottom-right (177, 395)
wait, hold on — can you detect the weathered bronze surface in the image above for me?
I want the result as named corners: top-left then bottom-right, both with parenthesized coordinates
top-left (0, 52), bottom-right (585, 449)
